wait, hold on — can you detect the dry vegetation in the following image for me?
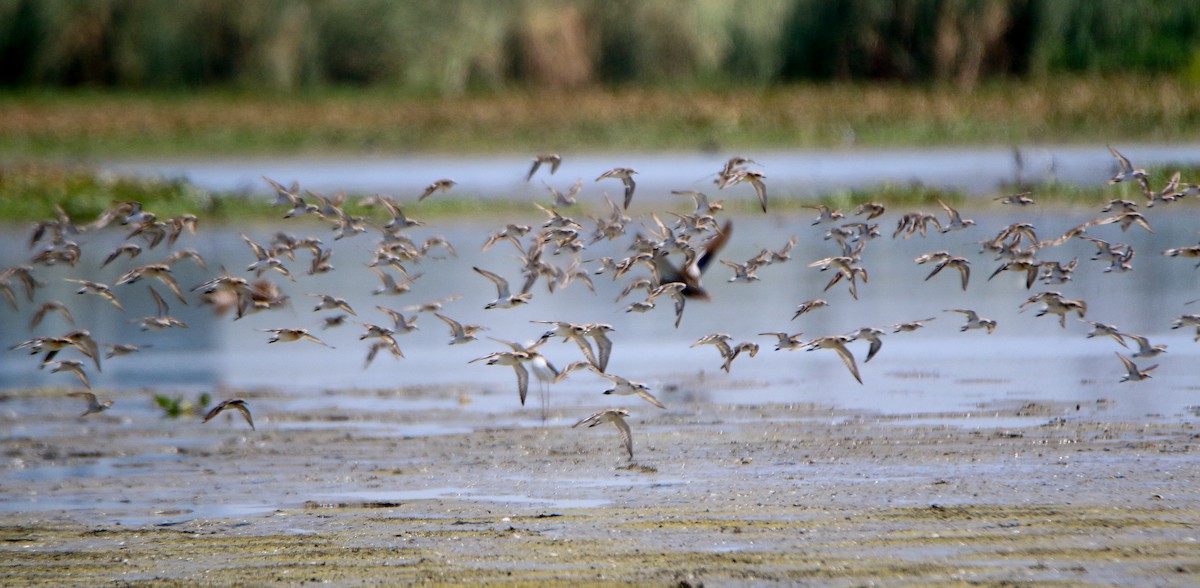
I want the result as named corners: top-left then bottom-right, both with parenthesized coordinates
top-left (2, 76), bottom-right (1199, 158)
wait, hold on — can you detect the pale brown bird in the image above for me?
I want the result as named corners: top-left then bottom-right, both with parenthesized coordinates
top-left (1115, 352), bottom-right (1156, 383)
top-left (65, 280), bottom-right (124, 312)
top-left (259, 327), bottom-right (333, 348)
top-left (995, 192), bottom-right (1035, 206)
top-left (48, 359), bottom-right (90, 388)
top-left (473, 266), bottom-right (532, 309)
top-left (944, 309), bottom-right (996, 333)
top-left (203, 398), bottom-right (256, 430)
top-left (724, 169), bottom-right (768, 213)
top-left (67, 391), bottom-right (112, 417)
top-left (434, 313), bottom-right (486, 345)
top-left (310, 293), bottom-right (356, 316)
top-left (573, 408), bottom-right (634, 461)
top-left (1106, 145), bottom-right (1148, 187)
top-left (419, 178), bottom-right (457, 201)
top-left (29, 301), bottom-right (74, 330)
top-left (595, 167), bottom-right (638, 209)
top-left (130, 286), bottom-right (187, 331)
top-left (805, 336), bottom-right (862, 384)
top-left (591, 367), bottom-right (666, 409)
top-left (527, 153), bottom-right (562, 181)
top-left (470, 350), bottom-right (531, 405)
top-left (924, 256), bottom-right (971, 291)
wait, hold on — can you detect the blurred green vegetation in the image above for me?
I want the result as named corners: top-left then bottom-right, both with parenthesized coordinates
top-left (2, 0), bottom-right (1200, 94)
top-left (3, 75), bottom-right (1200, 158)
top-left (5, 162), bottom-right (1199, 226)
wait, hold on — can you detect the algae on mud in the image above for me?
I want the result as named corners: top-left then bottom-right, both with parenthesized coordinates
top-left (2, 390), bottom-right (1198, 586)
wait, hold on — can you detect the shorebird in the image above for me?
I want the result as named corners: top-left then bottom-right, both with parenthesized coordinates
top-left (310, 293), bottom-right (356, 316)
top-left (0, 266), bottom-right (41, 302)
top-left (803, 204), bottom-right (844, 226)
top-left (1100, 198), bottom-right (1138, 214)
top-left (890, 317), bottom-right (936, 333)
top-left (526, 153), bottom-right (562, 181)
top-left (595, 167), bottom-right (637, 209)
top-left (893, 212), bottom-right (943, 238)
top-left (792, 298), bottom-right (829, 320)
top-left (370, 266), bottom-right (423, 296)
top-left (259, 327), bottom-right (332, 347)
top-left (672, 190), bottom-right (724, 217)
top-left (573, 408), bottom-right (633, 461)
top-left (239, 234), bottom-right (294, 281)
top-left (470, 350), bottom-right (531, 405)
top-left (402, 294), bottom-right (463, 314)
top-left (67, 391), bottom-right (111, 417)
top-left (995, 191), bottom-right (1035, 206)
top-left (809, 255), bottom-right (868, 299)
top-left (723, 169), bottom-right (768, 212)
top-left (1106, 145), bottom-right (1148, 187)
top-left (104, 343), bottom-right (149, 359)
top-left (937, 199), bottom-right (975, 232)
top-left (759, 332), bottom-right (806, 351)
top-left (1144, 171), bottom-right (1181, 207)
top-left (434, 313), bottom-right (486, 345)
top-left (691, 333), bottom-right (735, 369)
top-left (1039, 258), bottom-right (1078, 284)
top-left (651, 220), bottom-right (732, 300)
top-left (1080, 320), bottom-right (1127, 347)
top-left (48, 359), bottom-right (89, 388)
top-left (924, 256), bottom-right (971, 291)
top-left (543, 178), bottom-right (582, 207)
top-left (115, 263), bottom-right (187, 302)
top-left (203, 399), bottom-right (255, 430)
top-left (805, 336), bottom-right (862, 384)
top-left (1163, 244), bottom-right (1200, 267)
top-left (130, 286), bottom-right (187, 331)
top-left (1124, 333), bottom-right (1167, 358)
top-left (853, 202), bottom-right (886, 220)
top-left (944, 309), bottom-right (996, 333)
top-left (717, 155), bottom-right (758, 186)
top-left (29, 301), bottom-right (74, 330)
top-left (1115, 352), bottom-right (1156, 383)
top-left (581, 323), bottom-right (615, 372)
top-left (988, 259), bottom-right (1041, 290)
top-left (490, 337), bottom-right (561, 420)
top-left (418, 178), bottom-right (457, 201)
top-left (1171, 314), bottom-right (1200, 341)
top-left (721, 260), bottom-right (761, 284)
top-left (1022, 292), bottom-right (1087, 328)
top-left (363, 337), bottom-right (404, 368)
top-left (590, 367), bottom-right (665, 409)
top-left (473, 266), bottom-right (532, 309)
top-left (846, 327), bottom-right (886, 363)
top-left (375, 306), bottom-right (420, 334)
top-left (11, 333), bottom-right (82, 368)
top-left (535, 320), bottom-right (600, 368)
top-left (721, 342), bottom-right (759, 372)
top-left (101, 242), bottom-right (142, 268)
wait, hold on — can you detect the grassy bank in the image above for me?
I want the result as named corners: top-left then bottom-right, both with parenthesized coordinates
top-left (2, 76), bottom-right (1199, 159)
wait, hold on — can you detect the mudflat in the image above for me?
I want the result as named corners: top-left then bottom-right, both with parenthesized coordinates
top-left (2, 383), bottom-right (1198, 586)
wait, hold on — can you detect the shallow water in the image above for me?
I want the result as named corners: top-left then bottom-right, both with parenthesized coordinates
top-left (102, 143), bottom-right (1200, 199)
top-left (2, 205), bottom-right (1198, 424)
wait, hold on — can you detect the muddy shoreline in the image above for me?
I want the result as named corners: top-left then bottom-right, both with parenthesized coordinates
top-left (2, 384), bottom-right (1199, 586)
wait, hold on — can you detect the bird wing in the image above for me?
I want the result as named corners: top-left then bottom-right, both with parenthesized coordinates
top-left (473, 266), bottom-right (511, 298)
top-left (636, 387), bottom-right (666, 409)
top-left (612, 414), bottom-right (634, 460)
top-left (514, 362), bottom-right (529, 406)
top-left (832, 343), bottom-right (863, 384)
top-left (591, 330), bottom-right (613, 372)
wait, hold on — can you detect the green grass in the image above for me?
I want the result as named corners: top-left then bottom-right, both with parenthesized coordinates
top-left (2, 76), bottom-right (1200, 159)
top-left (4, 162), bottom-right (1196, 224)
